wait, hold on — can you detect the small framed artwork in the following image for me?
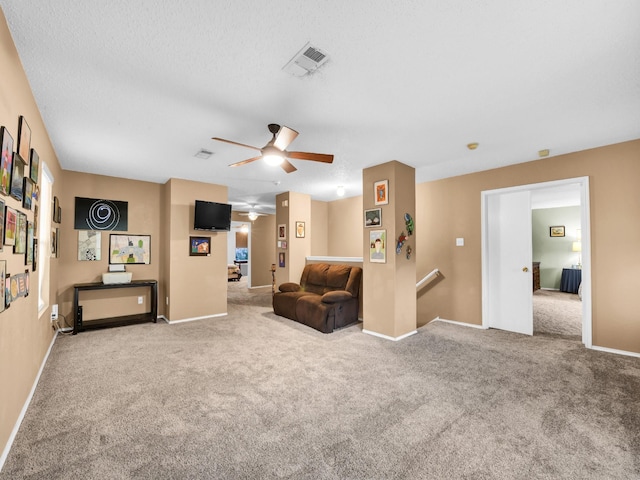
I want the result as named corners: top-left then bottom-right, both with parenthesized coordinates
top-left (32, 239), bottom-right (38, 271)
top-left (51, 229), bottom-right (56, 257)
top-left (550, 226), bottom-right (565, 237)
top-left (0, 126), bottom-right (13, 196)
top-left (109, 234), bottom-right (151, 264)
top-left (278, 251), bottom-right (285, 268)
top-left (4, 206), bottom-right (17, 246)
top-left (369, 229), bottom-right (387, 263)
top-left (52, 196), bottom-right (60, 223)
top-left (295, 221), bottom-right (305, 238)
top-left (54, 227), bottom-right (60, 258)
top-left (0, 199), bottom-right (4, 252)
top-left (364, 208), bottom-right (382, 227)
top-left (17, 116), bottom-right (31, 161)
top-left (26, 222), bottom-right (34, 266)
top-left (189, 236), bottom-right (211, 256)
top-left (278, 224), bottom-right (286, 239)
top-left (9, 153), bottom-right (26, 201)
top-left (0, 260), bottom-right (5, 313)
top-left (22, 177), bottom-right (34, 210)
top-left (14, 211), bottom-right (27, 254)
top-left (29, 148), bottom-right (39, 183)
top-left (77, 230), bottom-right (101, 261)
top-left (374, 179), bottom-right (389, 206)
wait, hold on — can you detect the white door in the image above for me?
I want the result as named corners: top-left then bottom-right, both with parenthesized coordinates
top-left (485, 190), bottom-right (533, 335)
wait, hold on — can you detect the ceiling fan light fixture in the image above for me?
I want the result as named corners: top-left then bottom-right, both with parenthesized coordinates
top-left (263, 154), bottom-right (284, 166)
top-left (247, 211), bottom-right (259, 221)
top-left (336, 185), bottom-right (345, 197)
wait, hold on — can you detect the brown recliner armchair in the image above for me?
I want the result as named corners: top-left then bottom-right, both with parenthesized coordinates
top-left (273, 263), bottom-right (362, 333)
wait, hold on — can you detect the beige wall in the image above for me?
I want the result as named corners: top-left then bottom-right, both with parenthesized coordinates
top-left (310, 200), bottom-right (328, 256)
top-left (327, 196), bottom-right (363, 257)
top-left (416, 140), bottom-right (640, 353)
top-left (249, 213), bottom-right (275, 287)
top-left (0, 9), bottom-right (63, 458)
top-left (166, 179), bottom-right (228, 321)
top-left (57, 171), bottom-right (164, 323)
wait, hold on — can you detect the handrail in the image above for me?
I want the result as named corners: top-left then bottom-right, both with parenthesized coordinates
top-left (416, 268), bottom-right (440, 289)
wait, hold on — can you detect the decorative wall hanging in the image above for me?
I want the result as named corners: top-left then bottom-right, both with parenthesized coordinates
top-left (0, 199), bottom-right (4, 252)
top-left (109, 234), bottom-right (151, 264)
top-left (295, 221), bottom-right (305, 238)
top-left (278, 252), bottom-right (285, 268)
top-left (396, 231), bottom-right (407, 254)
top-left (405, 213), bottom-right (414, 235)
top-left (364, 208), bottom-right (381, 227)
top-left (550, 226), bottom-right (565, 237)
top-left (17, 116), bottom-right (31, 161)
top-left (52, 196), bottom-right (60, 223)
top-left (4, 273), bottom-right (10, 309)
top-left (278, 224), bottom-right (286, 239)
top-left (0, 260), bottom-right (5, 313)
top-left (22, 177), bottom-right (34, 210)
top-left (16, 214), bottom-right (26, 251)
top-left (78, 230), bottom-right (101, 261)
top-left (4, 206), bottom-right (17, 246)
top-left (26, 222), bottom-right (34, 266)
top-left (374, 180), bottom-right (389, 206)
top-left (9, 153), bottom-right (26, 201)
top-left (189, 236), bottom-right (211, 256)
top-left (74, 197), bottom-right (128, 231)
top-left (29, 148), bottom-right (39, 183)
top-left (0, 127), bottom-right (13, 196)
top-left (32, 239), bottom-right (38, 271)
top-left (406, 245), bottom-right (412, 260)
top-left (369, 229), bottom-right (386, 263)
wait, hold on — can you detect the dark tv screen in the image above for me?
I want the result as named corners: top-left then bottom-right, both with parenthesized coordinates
top-left (194, 200), bottom-right (232, 232)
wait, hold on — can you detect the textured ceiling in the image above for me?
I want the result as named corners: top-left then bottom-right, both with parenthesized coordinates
top-left (1, 1), bottom-right (639, 213)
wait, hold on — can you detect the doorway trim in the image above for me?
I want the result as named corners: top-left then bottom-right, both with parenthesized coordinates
top-left (481, 176), bottom-right (592, 347)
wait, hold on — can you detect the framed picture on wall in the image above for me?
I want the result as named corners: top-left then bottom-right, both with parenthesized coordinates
top-left (278, 251), bottom-right (285, 268)
top-left (109, 234), bottom-right (151, 264)
top-left (4, 206), bottom-right (17, 246)
top-left (295, 221), bottom-right (305, 238)
top-left (374, 180), bottom-right (389, 206)
top-left (0, 260), bottom-right (5, 314)
top-left (17, 116), bottom-right (31, 161)
top-left (9, 153), bottom-right (26, 201)
top-left (29, 148), bottom-right (39, 183)
top-left (189, 236), bottom-right (211, 256)
top-left (550, 226), bottom-right (565, 237)
top-left (369, 229), bottom-right (386, 263)
top-left (364, 208), bottom-right (381, 227)
top-left (0, 126), bottom-right (13, 196)
top-left (278, 224), bottom-right (286, 239)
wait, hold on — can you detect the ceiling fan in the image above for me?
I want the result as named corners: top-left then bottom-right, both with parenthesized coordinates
top-left (237, 205), bottom-right (268, 221)
top-left (212, 124), bottom-right (334, 173)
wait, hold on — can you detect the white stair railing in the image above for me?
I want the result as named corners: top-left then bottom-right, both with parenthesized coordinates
top-left (416, 268), bottom-right (440, 290)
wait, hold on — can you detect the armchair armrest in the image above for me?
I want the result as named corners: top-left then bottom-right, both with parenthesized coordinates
top-left (322, 290), bottom-right (353, 304)
top-left (279, 282), bottom-right (301, 293)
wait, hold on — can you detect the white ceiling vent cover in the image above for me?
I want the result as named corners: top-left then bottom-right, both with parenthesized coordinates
top-left (282, 42), bottom-right (329, 77)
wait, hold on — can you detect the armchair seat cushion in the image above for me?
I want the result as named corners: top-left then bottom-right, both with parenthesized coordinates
top-left (273, 263), bottom-right (362, 333)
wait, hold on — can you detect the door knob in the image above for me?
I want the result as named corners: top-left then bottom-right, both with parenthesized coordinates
top-left (522, 267), bottom-right (529, 272)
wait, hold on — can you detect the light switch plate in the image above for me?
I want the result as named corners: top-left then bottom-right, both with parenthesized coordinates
top-left (456, 238), bottom-right (464, 246)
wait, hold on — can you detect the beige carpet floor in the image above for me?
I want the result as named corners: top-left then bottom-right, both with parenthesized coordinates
top-left (1, 283), bottom-right (638, 479)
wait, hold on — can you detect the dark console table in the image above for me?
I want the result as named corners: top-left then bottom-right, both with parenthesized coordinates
top-left (73, 280), bottom-right (158, 334)
top-left (560, 268), bottom-right (582, 294)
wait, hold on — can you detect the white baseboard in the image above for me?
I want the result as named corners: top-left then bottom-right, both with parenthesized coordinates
top-left (362, 329), bottom-right (417, 341)
top-left (165, 312), bottom-right (227, 325)
top-left (0, 331), bottom-right (58, 472)
top-left (590, 345), bottom-right (640, 358)
top-left (249, 284), bottom-right (271, 290)
top-left (430, 317), bottom-right (487, 329)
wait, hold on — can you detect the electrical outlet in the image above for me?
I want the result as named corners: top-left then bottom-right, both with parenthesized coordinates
top-left (137, 296), bottom-right (143, 304)
top-left (51, 304), bottom-right (58, 321)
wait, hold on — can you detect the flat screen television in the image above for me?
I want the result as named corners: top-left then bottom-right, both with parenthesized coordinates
top-left (194, 200), bottom-right (232, 232)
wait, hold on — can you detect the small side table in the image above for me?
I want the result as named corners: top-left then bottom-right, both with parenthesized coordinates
top-left (560, 268), bottom-right (582, 294)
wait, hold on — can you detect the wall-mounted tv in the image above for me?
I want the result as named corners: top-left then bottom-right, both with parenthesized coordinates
top-left (194, 200), bottom-right (232, 232)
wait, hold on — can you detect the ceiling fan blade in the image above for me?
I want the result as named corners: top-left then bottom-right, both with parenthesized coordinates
top-left (212, 137), bottom-right (261, 152)
top-left (287, 151), bottom-right (334, 163)
top-left (229, 156), bottom-right (262, 168)
top-left (280, 159), bottom-right (297, 173)
top-left (273, 126), bottom-right (299, 151)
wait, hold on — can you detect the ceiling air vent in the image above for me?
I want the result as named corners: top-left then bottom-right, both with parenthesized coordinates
top-left (282, 42), bottom-right (329, 77)
top-left (194, 149), bottom-right (213, 159)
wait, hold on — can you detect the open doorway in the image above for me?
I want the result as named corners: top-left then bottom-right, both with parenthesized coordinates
top-left (482, 176), bottom-right (592, 347)
top-left (531, 187), bottom-right (582, 339)
top-left (228, 221), bottom-right (251, 286)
